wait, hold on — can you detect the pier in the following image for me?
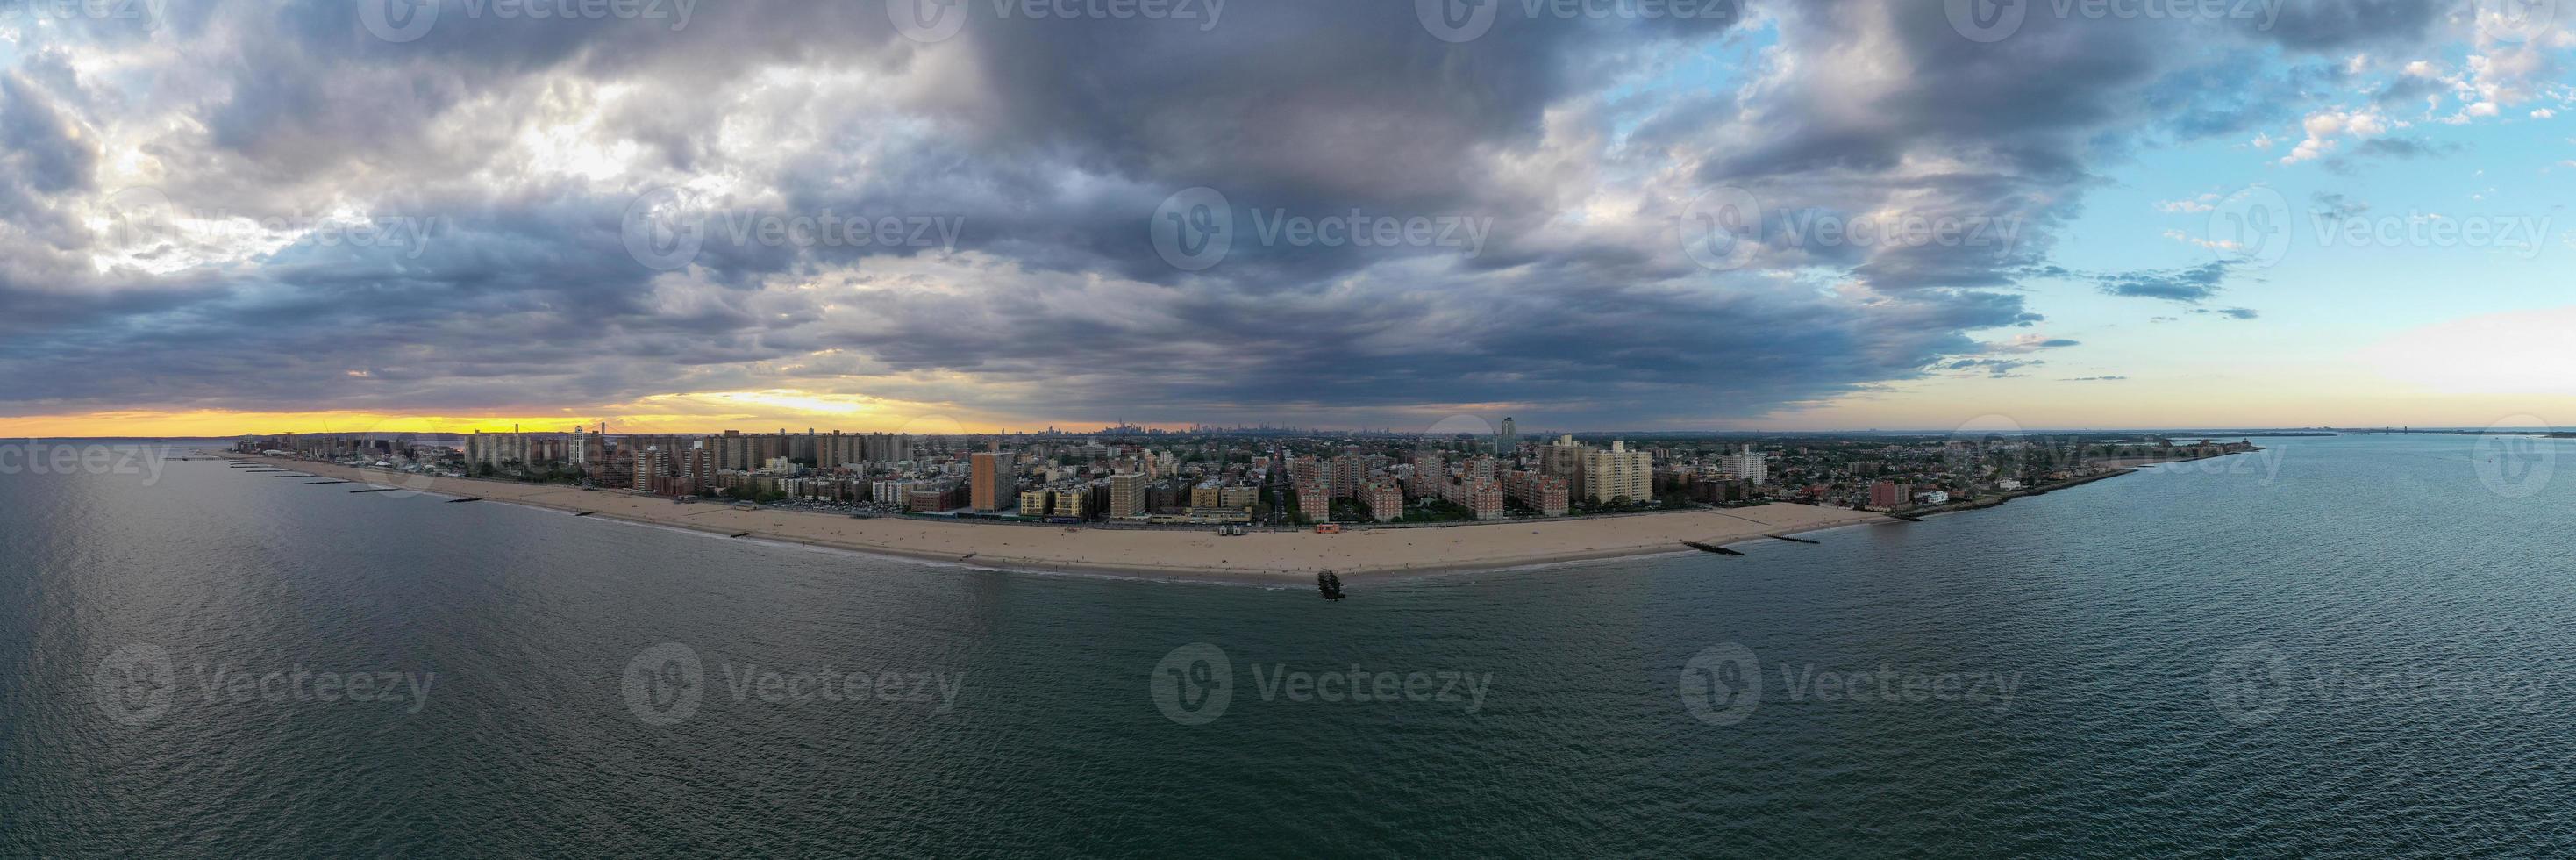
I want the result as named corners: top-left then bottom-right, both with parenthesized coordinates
top-left (350, 488), bottom-right (400, 493)
top-left (1764, 534), bottom-right (1820, 544)
top-left (1680, 540), bottom-right (1745, 555)
top-left (303, 481), bottom-right (349, 485)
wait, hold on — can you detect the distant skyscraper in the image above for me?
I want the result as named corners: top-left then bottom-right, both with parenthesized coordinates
top-left (1497, 417), bottom-right (1516, 457)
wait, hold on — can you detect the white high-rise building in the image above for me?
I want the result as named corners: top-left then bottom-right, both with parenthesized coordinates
top-left (1720, 445), bottom-right (1767, 484)
top-left (1582, 441), bottom-right (1653, 505)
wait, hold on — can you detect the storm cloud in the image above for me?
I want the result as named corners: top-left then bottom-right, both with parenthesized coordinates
top-left (0, 0), bottom-right (2514, 428)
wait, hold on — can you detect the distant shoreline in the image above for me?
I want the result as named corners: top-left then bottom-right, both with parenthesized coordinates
top-left (212, 452), bottom-right (1889, 584)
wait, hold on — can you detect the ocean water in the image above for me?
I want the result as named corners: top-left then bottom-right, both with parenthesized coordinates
top-left (5, 434), bottom-right (2575, 856)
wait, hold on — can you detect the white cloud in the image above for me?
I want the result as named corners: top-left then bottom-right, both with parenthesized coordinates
top-left (2281, 109), bottom-right (2392, 165)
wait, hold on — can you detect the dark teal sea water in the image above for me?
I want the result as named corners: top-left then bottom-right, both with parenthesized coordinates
top-left (6, 435), bottom-right (2575, 856)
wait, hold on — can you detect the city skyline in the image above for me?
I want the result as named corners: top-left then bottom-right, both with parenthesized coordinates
top-left (7, 3), bottom-right (2572, 436)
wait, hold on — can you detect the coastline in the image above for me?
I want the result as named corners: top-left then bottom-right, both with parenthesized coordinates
top-left (1899, 448), bottom-right (2262, 519)
top-left (214, 452), bottom-right (1890, 583)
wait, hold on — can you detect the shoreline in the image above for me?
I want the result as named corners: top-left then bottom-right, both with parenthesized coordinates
top-left (1898, 448), bottom-right (2261, 519)
top-left (213, 452), bottom-right (1890, 584)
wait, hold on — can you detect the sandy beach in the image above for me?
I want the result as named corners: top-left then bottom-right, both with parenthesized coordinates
top-left (217, 453), bottom-right (1889, 582)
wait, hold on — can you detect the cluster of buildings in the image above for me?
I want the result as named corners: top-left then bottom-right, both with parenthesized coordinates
top-left (242, 420), bottom-right (2271, 527)
top-left (237, 419), bottom-right (1801, 527)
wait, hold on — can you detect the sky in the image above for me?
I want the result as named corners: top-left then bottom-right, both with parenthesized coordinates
top-left (2, 0), bottom-right (2572, 436)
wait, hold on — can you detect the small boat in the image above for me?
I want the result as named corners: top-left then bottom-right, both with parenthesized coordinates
top-left (1317, 570), bottom-right (1346, 601)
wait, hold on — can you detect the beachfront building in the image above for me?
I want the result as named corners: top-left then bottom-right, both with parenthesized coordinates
top-left (970, 451), bottom-right (1016, 512)
top-left (1868, 481), bottom-right (1911, 510)
top-left (1409, 451), bottom-right (1447, 498)
top-left (1541, 434), bottom-right (1586, 492)
top-left (1502, 470), bottom-right (1570, 516)
top-left (1107, 472), bottom-right (1149, 519)
top-left (1295, 480), bottom-right (1331, 522)
top-left (1362, 481), bottom-right (1403, 522)
top-left (1582, 441), bottom-right (1653, 505)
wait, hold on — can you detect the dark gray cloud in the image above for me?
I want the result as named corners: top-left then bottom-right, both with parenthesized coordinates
top-left (2097, 261), bottom-right (2236, 303)
top-left (2251, 0), bottom-right (2443, 49)
top-left (2324, 136), bottom-right (2464, 173)
top-left (0, 0), bottom-right (2474, 428)
top-left (2311, 191), bottom-right (2371, 220)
